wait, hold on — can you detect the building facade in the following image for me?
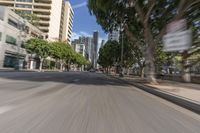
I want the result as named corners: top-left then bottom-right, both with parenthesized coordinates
top-left (0, 0), bottom-right (74, 43)
top-left (0, 6), bottom-right (44, 69)
top-left (74, 43), bottom-right (86, 57)
top-left (72, 36), bottom-right (93, 62)
top-left (59, 1), bottom-right (74, 44)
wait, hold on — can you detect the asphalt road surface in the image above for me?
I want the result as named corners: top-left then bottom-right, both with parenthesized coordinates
top-left (0, 72), bottom-right (199, 133)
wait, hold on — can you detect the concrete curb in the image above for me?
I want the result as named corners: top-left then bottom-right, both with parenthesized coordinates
top-left (110, 75), bottom-right (200, 114)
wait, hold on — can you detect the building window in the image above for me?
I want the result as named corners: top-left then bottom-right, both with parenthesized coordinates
top-left (8, 19), bottom-right (18, 29)
top-left (16, 4), bottom-right (32, 8)
top-left (0, 11), bottom-right (4, 20)
top-left (16, 0), bottom-right (33, 2)
top-left (5, 35), bottom-right (17, 45)
top-left (4, 55), bottom-right (17, 68)
top-left (0, 32), bottom-right (2, 41)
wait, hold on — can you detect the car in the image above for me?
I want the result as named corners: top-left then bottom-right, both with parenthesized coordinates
top-left (89, 69), bottom-right (96, 72)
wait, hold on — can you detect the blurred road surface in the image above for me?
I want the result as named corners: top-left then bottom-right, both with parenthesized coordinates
top-left (0, 72), bottom-right (199, 133)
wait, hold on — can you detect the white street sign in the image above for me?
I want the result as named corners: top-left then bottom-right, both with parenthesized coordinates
top-left (163, 30), bottom-right (192, 52)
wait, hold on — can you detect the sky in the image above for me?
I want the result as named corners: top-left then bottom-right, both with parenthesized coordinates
top-left (69, 0), bottom-right (107, 44)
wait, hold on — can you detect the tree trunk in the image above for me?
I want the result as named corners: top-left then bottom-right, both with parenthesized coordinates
top-left (60, 63), bottom-right (63, 71)
top-left (144, 26), bottom-right (157, 84)
top-left (106, 67), bottom-right (108, 74)
top-left (182, 51), bottom-right (191, 82)
top-left (39, 58), bottom-right (43, 72)
top-left (182, 67), bottom-right (191, 83)
top-left (127, 68), bottom-right (130, 75)
top-left (140, 66), bottom-right (145, 79)
top-left (60, 60), bottom-right (64, 72)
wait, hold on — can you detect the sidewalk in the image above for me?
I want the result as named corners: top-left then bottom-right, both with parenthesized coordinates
top-left (110, 74), bottom-right (200, 114)
top-left (122, 76), bottom-right (200, 103)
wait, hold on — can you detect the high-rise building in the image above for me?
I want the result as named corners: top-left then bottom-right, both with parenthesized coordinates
top-left (59, 1), bottom-right (74, 44)
top-left (92, 31), bottom-right (99, 68)
top-left (108, 30), bottom-right (120, 42)
top-left (71, 36), bottom-right (93, 62)
top-left (0, 0), bottom-right (74, 43)
top-left (85, 37), bottom-right (93, 62)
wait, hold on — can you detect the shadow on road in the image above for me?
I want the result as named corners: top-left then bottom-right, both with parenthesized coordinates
top-left (0, 72), bottom-right (131, 87)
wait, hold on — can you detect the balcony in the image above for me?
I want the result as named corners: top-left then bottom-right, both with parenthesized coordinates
top-left (0, 0), bottom-right (14, 6)
top-left (38, 26), bottom-right (49, 32)
top-left (34, 0), bottom-right (51, 4)
top-left (33, 3), bottom-right (51, 8)
top-left (36, 14), bottom-right (50, 19)
top-left (33, 8), bottom-right (50, 13)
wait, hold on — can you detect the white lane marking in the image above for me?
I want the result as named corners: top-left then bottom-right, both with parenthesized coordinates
top-left (0, 106), bottom-right (13, 115)
top-left (73, 79), bottom-right (80, 82)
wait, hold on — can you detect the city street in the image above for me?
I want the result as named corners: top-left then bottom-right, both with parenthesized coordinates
top-left (0, 72), bottom-right (199, 133)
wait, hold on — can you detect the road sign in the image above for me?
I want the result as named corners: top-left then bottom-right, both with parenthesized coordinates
top-left (166, 19), bottom-right (187, 33)
top-left (163, 30), bottom-right (192, 52)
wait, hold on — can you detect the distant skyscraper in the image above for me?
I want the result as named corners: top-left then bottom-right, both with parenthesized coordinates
top-left (92, 31), bottom-right (99, 68)
top-left (71, 31), bottom-right (99, 68)
top-left (108, 30), bottom-right (120, 42)
top-left (71, 36), bottom-right (93, 62)
top-left (85, 37), bottom-right (93, 62)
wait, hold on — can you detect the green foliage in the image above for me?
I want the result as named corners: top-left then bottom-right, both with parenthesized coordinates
top-left (72, 53), bottom-right (88, 66)
top-left (26, 38), bottom-right (89, 69)
top-left (50, 42), bottom-right (74, 62)
top-left (88, 0), bottom-right (200, 79)
top-left (25, 38), bottom-right (50, 59)
top-left (15, 11), bottom-right (39, 26)
top-left (98, 41), bottom-right (120, 68)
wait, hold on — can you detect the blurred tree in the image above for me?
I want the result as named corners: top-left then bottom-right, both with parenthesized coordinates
top-left (26, 38), bottom-right (50, 71)
top-left (50, 42), bottom-right (74, 71)
top-left (88, 0), bottom-right (200, 83)
top-left (98, 41), bottom-right (121, 72)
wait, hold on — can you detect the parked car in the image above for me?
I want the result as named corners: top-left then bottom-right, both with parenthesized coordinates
top-left (89, 69), bottom-right (96, 72)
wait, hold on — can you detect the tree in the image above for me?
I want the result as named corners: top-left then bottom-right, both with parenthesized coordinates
top-left (26, 38), bottom-right (50, 71)
top-left (88, 0), bottom-right (200, 83)
top-left (121, 34), bottom-right (146, 77)
top-left (98, 41), bottom-right (121, 72)
top-left (71, 53), bottom-right (88, 71)
top-left (50, 42), bottom-right (74, 71)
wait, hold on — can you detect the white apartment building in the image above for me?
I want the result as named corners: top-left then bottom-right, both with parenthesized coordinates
top-left (0, 0), bottom-right (74, 43)
top-left (72, 36), bottom-right (93, 62)
top-left (74, 43), bottom-right (86, 57)
top-left (0, 6), bottom-right (44, 69)
top-left (59, 1), bottom-right (74, 44)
